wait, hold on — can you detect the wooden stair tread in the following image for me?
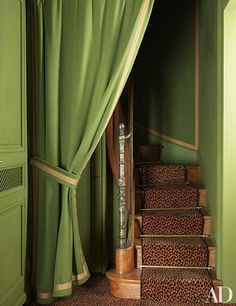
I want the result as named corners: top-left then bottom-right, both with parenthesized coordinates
top-left (106, 269), bottom-right (141, 299)
top-left (106, 268), bottom-right (141, 284)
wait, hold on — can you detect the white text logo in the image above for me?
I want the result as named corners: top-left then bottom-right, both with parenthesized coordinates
top-left (207, 286), bottom-right (233, 303)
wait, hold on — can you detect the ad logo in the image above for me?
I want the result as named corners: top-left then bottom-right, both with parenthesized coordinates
top-left (207, 286), bottom-right (233, 303)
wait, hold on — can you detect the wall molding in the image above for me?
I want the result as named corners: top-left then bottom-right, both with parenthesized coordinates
top-left (134, 122), bottom-right (197, 150)
top-left (194, 0), bottom-right (200, 149)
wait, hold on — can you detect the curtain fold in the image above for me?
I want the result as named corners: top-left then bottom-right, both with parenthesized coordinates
top-left (34, 0), bottom-right (154, 303)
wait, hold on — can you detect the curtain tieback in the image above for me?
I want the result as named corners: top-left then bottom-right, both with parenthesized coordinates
top-left (31, 157), bottom-right (79, 189)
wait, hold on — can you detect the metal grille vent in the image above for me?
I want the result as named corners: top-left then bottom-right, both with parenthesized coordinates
top-left (0, 167), bottom-right (23, 192)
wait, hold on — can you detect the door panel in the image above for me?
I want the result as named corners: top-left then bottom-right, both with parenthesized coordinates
top-left (0, 1), bottom-right (27, 305)
top-left (0, 202), bottom-right (23, 298)
top-left (0, 0), bottom-right (25, 151)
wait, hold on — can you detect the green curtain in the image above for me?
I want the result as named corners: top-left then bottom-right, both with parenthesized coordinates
top-left (77, 135), bottom-right (108, 274)
top-left (34, 0), bottom-right (154, 303)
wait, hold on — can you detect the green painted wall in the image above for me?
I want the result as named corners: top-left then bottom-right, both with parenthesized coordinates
top-left (134, 126), bottom-right (198, 164)
top-left (198, 0), bottom-right (222, 272)
top-left (199, 0), bottom-right (236, 302)
top-left (222, 2), bottom-right (236, 302)
top-left (134, 0), bottom-right (196, 149)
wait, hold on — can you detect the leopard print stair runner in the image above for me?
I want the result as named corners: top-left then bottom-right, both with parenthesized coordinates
top-left (142, 237), bottom-right (208, 267)
top-left (140, 162), bottom-right (213, 304)
top-left (142, 209), bottom-right (204, 235)
top-left (142, 164), bottom-right (186, 185)
top-left (141, 268), bottom-right (212, 305)
top-left (143, 185), bottom-right (199, 209)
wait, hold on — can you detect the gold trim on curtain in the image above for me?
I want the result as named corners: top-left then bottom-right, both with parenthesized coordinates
top-left (31, 157), bottom-right (79, 188)
top-left (37, 271), bottom-right (87, 299)
top-left (34, 0), bottom-right (154, 303)
top-left (100, 0), bottom-right (151, 147)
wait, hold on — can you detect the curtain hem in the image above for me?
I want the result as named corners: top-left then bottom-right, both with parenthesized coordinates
top-left (37, 273), bottom-right (90, 304)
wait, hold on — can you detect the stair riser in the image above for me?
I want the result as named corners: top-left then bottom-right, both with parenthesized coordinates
top-left (135, 165), bottom-right (200, 186)
top-left (185, 166), bottom-right (200, 185)
top-left (135, 215), bottom-right (211, 237)
top-left (199, 189), bottom-right (206, 207)
top-left (142, 165), bottom-right (186, 185)
top-left (144, 187), bottom-right (199, 209)
top-left (142, 214), bottom-right (204, 236)
top-left (141, 275), bottom-right (212, 304)
top-left (135, 189), bottom-right (206, 210)
top-left (203, 216), bottom-right (211, 236)
top-left (142, 244), bottom-right (208, 267)
top-left (135, 245), bottom-right (216, 269)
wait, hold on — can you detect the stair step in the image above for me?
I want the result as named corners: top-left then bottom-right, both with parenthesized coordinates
top-left (135, 237), bottom-right (216, 269)
top-left (142, 164), bottom-right (186, 185)
top-left (135, 164), bottom-right (200, 187)
top-left (143, 185), bottom-right (204, 209)
top-left (143, 237), bottom-right (208, 267)
top-left (106, 268), bottom-right (141, 299)
top-left (134, 211), bottom-right (211, 239)
top-left (142, 209), bottom-right (210, 236)
top-left (134, 144), bottom-right (163, 164)
top-left (141, 267), bottom-right (213, 304)
top-left (135, 188), bottom-right (206, 212)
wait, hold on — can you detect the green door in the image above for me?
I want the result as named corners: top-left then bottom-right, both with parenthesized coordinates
top-left (0, 0), bottom-right (27, 305)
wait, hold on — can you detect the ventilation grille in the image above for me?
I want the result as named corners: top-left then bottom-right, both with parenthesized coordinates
top-left (0, 167), bottom-right (23, 192)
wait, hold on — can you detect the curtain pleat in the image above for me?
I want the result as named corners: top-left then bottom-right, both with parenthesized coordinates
top-left (34, 0), bottom-right (154, 303)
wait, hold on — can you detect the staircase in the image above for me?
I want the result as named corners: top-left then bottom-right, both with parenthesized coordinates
top-left (107, 146), bottom-right (222, 304)
top-left (135, 160), bottom-right (221, 304)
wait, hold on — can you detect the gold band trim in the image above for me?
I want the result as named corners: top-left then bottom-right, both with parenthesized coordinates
top-left (141, 207), bottom-right (201, 211)
top-left (141, 265), bottom-right (212, 270)
top-left (37, 291), bottom-right (53, 299)
top-left (31, 158), bottom-right (79, 187)
top-left (37, 270), bottom-right (88, 299)
top-left (72, 269), bottom-right (88, 281)
top-left (54, 280), bottom-right (72, 291)
top-left (141, 234), bottom-right (207, 238)
top-left (111, 0), bottom-right (151, 107)
top-left (79, 0), bottom-right (153, 176)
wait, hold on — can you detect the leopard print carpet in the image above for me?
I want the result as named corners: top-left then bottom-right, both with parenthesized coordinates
top-left (142, 164), bottom-right (186, 185)
top-left (142, 209), bottom-right (204, 235)
top-left (140, 163), bottom-right (214, 304)
top-left (143, 185), bottom-right (199, 209)
top-left (141, 268), bottom-right (212, 305)
top-left (142, 237), bottom-right (208, 267)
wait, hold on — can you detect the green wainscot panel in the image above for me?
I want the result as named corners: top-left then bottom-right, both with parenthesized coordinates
top-left (0, 0), bottom-right (23, 150)
top-left (0, 0), bottom-right (27, 305)
top-left (0, 201), bottom-right (26, 306)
